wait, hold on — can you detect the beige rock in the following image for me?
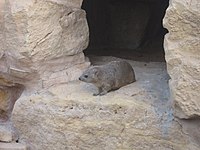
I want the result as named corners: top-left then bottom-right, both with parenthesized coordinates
top-left (0, 121), bottom-right (19, 143)
top-left (0, 124), bottom-right (12, 142)
top-left (163, 0), bottom-right (200, 118)
top-left (13, 82), bottom-right (199, 150)
top-left (0, 0), bottom-right (199, 149)
top-left (0, 84), bottom-right (24, 142)
top-left (0, 0), bottom-right (89, 144)
top-left (0, 0), bottom-right (89, 88)
top-left (0, 142), bottom-right (27, 150)
top-left (13, 58), bottom-right (199, 150)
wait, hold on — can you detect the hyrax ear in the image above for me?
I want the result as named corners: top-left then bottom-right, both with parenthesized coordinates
top-left (91, 68), bottom-right (98, 76)
top-left (93, 68), bottom-right (99, 75)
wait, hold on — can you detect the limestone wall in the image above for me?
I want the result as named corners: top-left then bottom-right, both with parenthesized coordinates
top-left (163, 0), bottom-right (200, 119)
top-left (1, 0), bottom-right (199, 120)
top-left (0, 0), bottom-right (90, 89)
top-left (0, 0), bottom-right (89, 144)
top-left (0, 0), bottom-right (200, 149)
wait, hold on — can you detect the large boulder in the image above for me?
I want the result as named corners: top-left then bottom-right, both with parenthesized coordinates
top-left (13, 57), bottom-right (200, 150)
top-left (0, 0), bottom-right (90, 89)
top-left (0, 0), bottom-right (89, 144)
top-left (163, 0), bottom-right (200, 118)
top-left (13, 81), bottom-right (199, 150)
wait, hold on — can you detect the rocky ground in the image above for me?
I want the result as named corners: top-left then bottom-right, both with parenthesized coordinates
top-left (12, 56), bottom-right (200, 150)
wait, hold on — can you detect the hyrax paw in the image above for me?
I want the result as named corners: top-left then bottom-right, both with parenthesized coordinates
top-left (99, 91), bottom-right (107, 96)
top-left (93, 93), bottom-right (99, 96)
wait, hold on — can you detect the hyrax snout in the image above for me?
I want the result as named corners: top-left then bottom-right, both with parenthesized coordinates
top-left (79, 60), bottom-right (136, 96)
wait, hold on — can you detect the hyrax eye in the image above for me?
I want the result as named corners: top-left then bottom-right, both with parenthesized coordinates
top-left (84, 75), bottom-right (88, 78)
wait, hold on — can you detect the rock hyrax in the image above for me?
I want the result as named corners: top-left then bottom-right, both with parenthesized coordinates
top-left (79, 60), bottom-right (136, 96)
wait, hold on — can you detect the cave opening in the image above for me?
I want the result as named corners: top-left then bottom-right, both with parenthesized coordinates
top-left (82, 0), bottom-right (169, 62)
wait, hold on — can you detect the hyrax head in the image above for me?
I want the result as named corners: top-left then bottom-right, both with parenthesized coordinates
top-left (79, 67), bottom-right (99, 83)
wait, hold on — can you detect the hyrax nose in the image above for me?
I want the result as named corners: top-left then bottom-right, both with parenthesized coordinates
top-left (79, 77), bottom-right (81, 81)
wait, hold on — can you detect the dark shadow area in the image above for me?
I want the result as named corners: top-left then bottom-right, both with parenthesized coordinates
top-left (82, 0), bottom-right (169, 62)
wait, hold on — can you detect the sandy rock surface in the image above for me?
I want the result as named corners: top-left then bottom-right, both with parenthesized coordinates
top-left (13, 56), bottom-right (200, 150)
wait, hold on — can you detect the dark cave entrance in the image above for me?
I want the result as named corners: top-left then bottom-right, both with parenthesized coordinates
top-left (82, 0), bottom-right (169, 62)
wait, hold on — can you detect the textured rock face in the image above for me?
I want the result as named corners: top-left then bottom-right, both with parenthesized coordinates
top-left (1, 0), bottom-right (200, 149)
top-left (163, 0), bottom-right (200, 118)
top-left (0, 84), bottom-right (24, 142)
top-left (0, 0), bottom-right (89, 89)
top-left (0, 142), bottom-right (27, 150)
top-left (13, 57), bottom-right (200, 150)
top-left (0, 0), bottom-right (89, 144)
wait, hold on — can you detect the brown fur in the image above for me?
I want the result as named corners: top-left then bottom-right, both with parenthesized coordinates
top-left (79, 61), bottom-right (136, 96)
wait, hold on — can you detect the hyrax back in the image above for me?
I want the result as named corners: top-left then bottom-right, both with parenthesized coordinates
top-left (79, 60), bottom-right (136, 96)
